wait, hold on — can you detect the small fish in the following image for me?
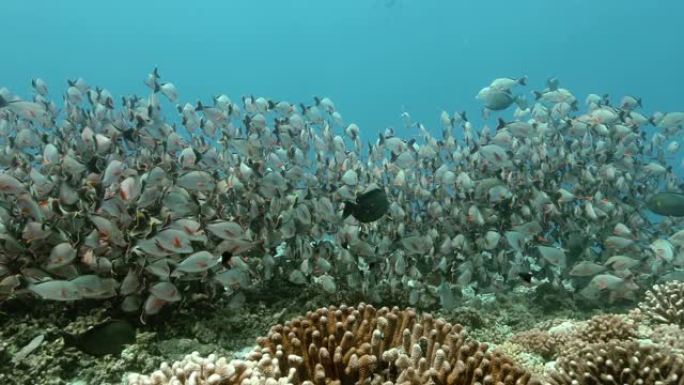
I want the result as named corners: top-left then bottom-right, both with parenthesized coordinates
top-left (0, 95), bottom-right (48, 121)
top-left (149, 281), bottom-right (182, 302)
top-left (29, 280), bottom-right (81, 301)
top-left (62, 320), bottom-right (135, 356)
top-left (32, 78), bottom-right (49, 96)
top-left (490, 76), bottom-right (527, 92)
top-left (0, 173), bottom-right (28, 195)
top-left (342, 187), bottom-right (390, 223)
top-left (537, 245), bottom-right (567, 268)
top-left (174, 251), bottom-right (220, 273)
top-left (569, 261), bottom-right (607, 277)
top-left (478, 89), bottom-right (525, 111)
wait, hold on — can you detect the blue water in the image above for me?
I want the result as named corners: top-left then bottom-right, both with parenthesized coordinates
top-left (2, 0), bottom-right (683, 140)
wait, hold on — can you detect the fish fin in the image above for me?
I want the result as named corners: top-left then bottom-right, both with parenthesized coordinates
top-left (533, 91), bottom-right (543, 100)
top-left (517, 75), bottom-right (527, 86)
top-left (458, 110), bottom-right (468, 122)
top-left (0, 95), bottom-right (7, 108)
top-left (342, 202), bottom-right (356, 219)
top-left (496, 118), bottom-right (506, 131)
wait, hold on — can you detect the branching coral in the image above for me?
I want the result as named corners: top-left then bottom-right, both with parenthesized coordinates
top-left (577, 313), bottom-right (637, 343)
top-left (639, 281), bottom-right (684, 326)
top-left (547, 340), bottom-right (684, 385)
top-left (509, 314), bottom-right (636, 361)
top-left (128, 304), bottom-right (542, 385)
top-left (509, 329), bottom-right (559, 359)
top-left (651, 324), bottom-right (684, 353)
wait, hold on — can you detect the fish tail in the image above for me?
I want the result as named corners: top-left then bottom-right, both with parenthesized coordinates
top-left (458, 110), bottom-right (468, 122)
top-left (496, 118), bottom-right (506, 131)
top-left (0, 95), bottom-right (7, 108)
top-left (533, 91), bottom-right (543, 100)
top-left (518, 75), bottom-right (528, 86)
top-left (342, 202), bottom-right (356, 219)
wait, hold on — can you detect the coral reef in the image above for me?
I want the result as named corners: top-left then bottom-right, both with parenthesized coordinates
top-left (650, 324), bottom-right (684, 353)
top-left (0, 305), bottom-right (161, 385)
top-left (130, 304), bottom-right (543, 385)
top-left (575, 313), bottom-right (637, 343)
top-left (638, 281), bottom-right (684, 326)
top-left (491, 342), bottom-right (546, 378)
top-left (0, 289), bottom-right (304, 385)
top-left (509, 329), bottom-right (558, 359)
top-left (126, 352), bottom-right (254, 385)
top-left (508, 313), bottom-right (638, 361)
top-left (546, 340), bottom-right (684, 385)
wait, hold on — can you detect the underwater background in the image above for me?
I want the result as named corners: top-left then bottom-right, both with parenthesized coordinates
top-left (3, 1), bottom-right (684, 385)
top-left (3, 0), bottom-right (684, 137)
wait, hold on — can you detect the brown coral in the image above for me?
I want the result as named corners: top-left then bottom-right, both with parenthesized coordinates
top-left (577, 313), bottom-right (637, 343)
top-left (639, 281), bottom-right (684, 326)
top-left (547, 340), bottom-right (684, 385)
top-left (129, 304), bottom-right (543, 385)
top-left (250, 303), bottom-right (541, 385)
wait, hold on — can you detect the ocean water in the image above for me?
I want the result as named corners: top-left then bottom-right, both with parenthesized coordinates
top-left (3, 0), bottom-right (683, 139)
top-left (4, 1), bottom-right (684, 384)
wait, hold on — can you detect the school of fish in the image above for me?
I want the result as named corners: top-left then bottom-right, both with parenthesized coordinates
top-left (1, 70), bottom-right (684, 317)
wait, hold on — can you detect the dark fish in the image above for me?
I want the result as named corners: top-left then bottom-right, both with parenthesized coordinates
top-left (342, 188), bottom-right (390, 223)
top-left (518, 272), bottom-right (533, 284)
top-left (647, 192), bottom-right (684, 217)
top-left (62, 320), bottom-right (135, 356)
